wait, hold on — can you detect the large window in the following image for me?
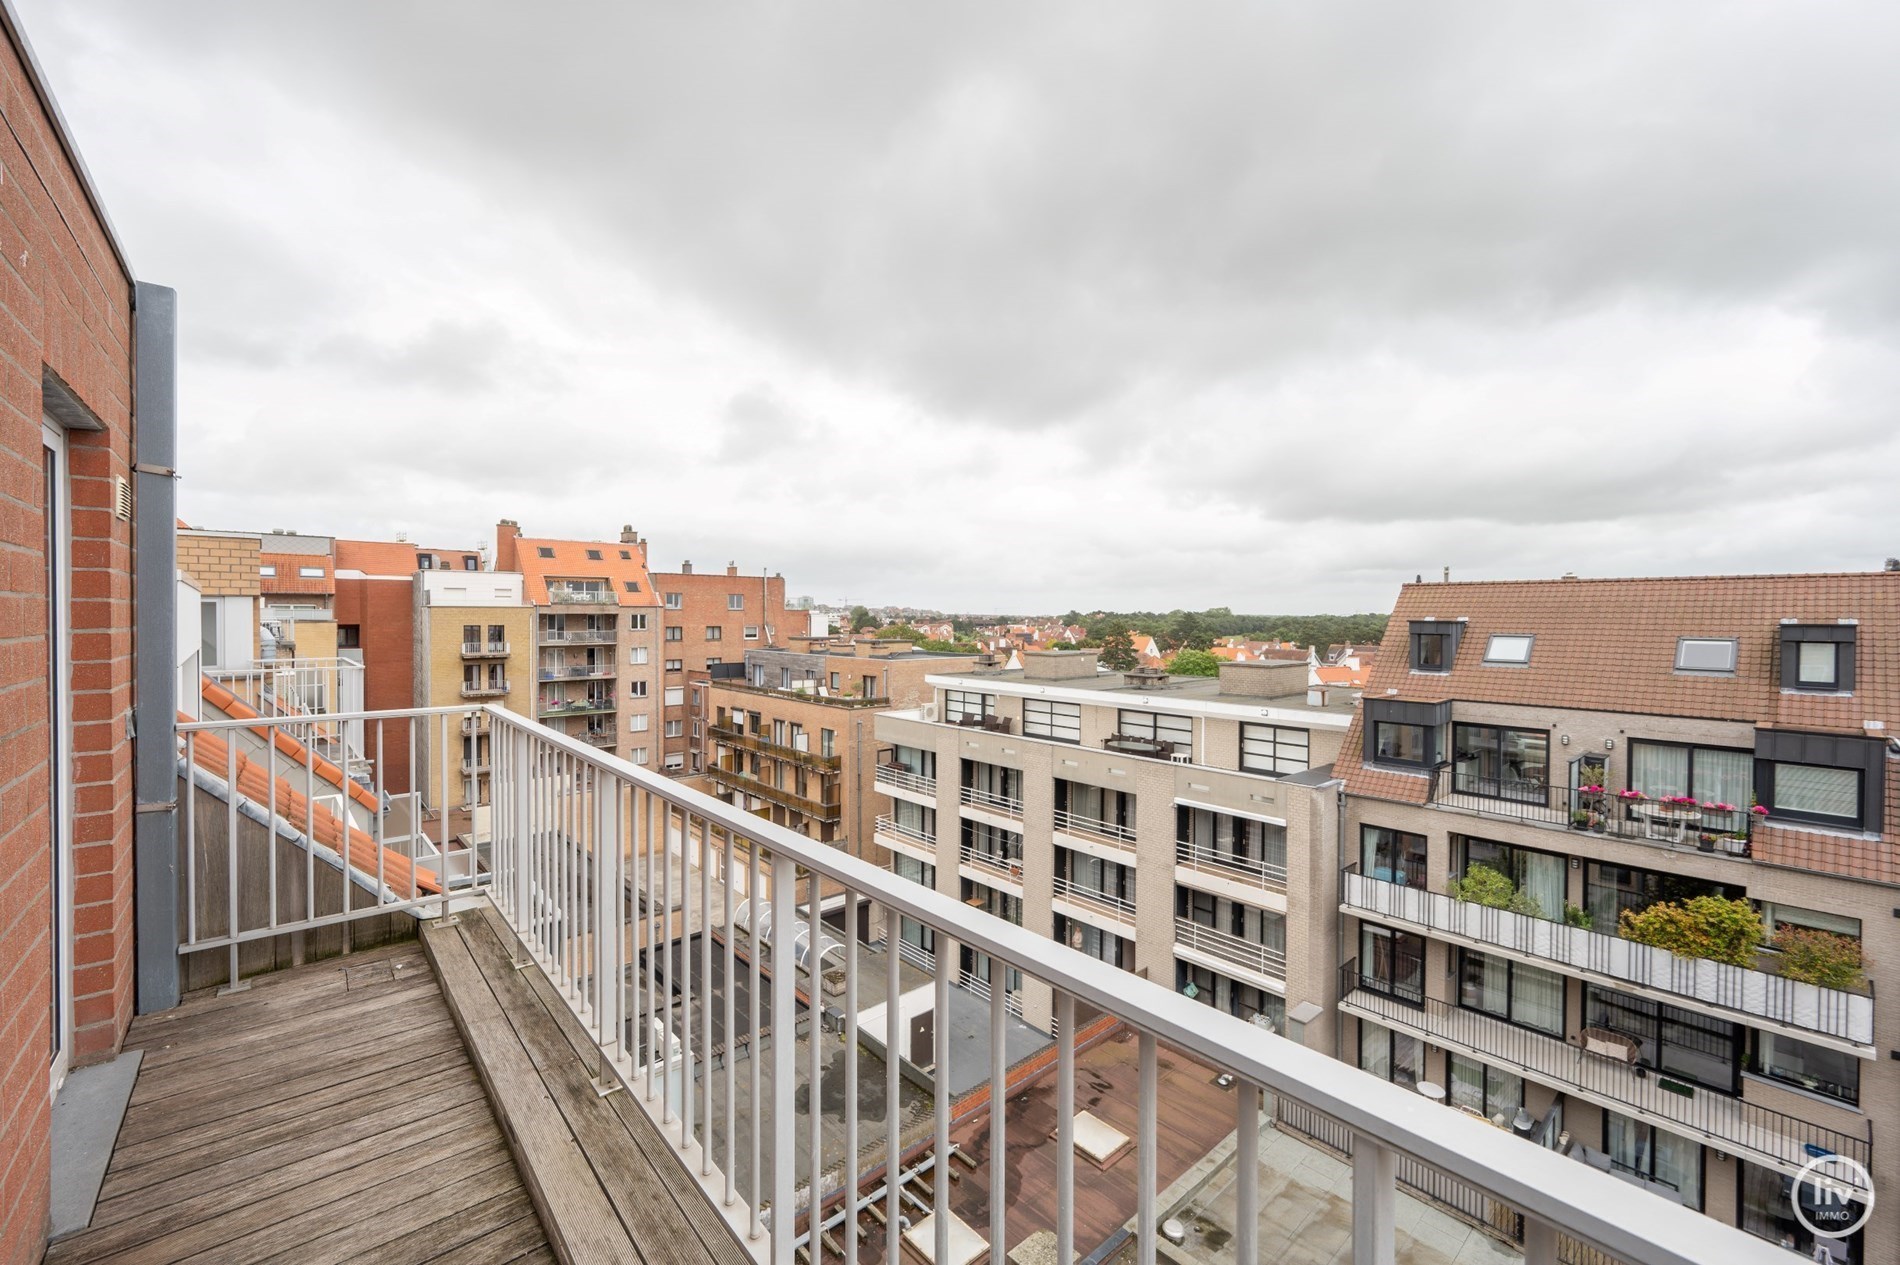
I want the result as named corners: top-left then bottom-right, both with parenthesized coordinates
top-left (1605, 1112), bottom-right (1701, 1210)
top-left (1451, 723), bottom-right (1549, 802)
top-left (1180, 807), bottom-right (1287, 878)
top-left (1239, 724), bottom-right (1309, 776)
top-left (1360, 825), bottom-right (1427, 887)
top-left (1371, 722), bottom-right (1427, 765)
top-left (1358, 925), bottom-right (1424, 1003)
top-left (1585, 862), bottom-right (1743, 931)
top-left (1459, 950), bottom-right (1564, 1036)
top-left (892, 855), bottom-right (936, 957)
top-left (1358, 1020), bottom-right (1421, 1090)
top-left (1585, 987), bottom-right (1742, 1094)
top-left (1752, 1031), bottom-right (1859, 1105)
top-left (1448, 1054), bottom-right (1523, 1126)
top-left (1024, 698), bottom-right (1082, 743)
top-left (1118, 708), bottom-right (1192, 752)
top-left (1740, 1160), bottom-right (1865, 1259)
top-left (1067, 917), bottom-right (1130, 970)
top-left (1673, 637), bottom-right (1736, 675)
top-left (1455, 837), bottom-right (1565, 921)
top-left (944, 689), bottom-right (993, 723)
top-left (1766, 762), bottom-right (1862, 826)
top-left (1629, 740), bottom-right (1752, 832)
top-left (1055, 779), bottom-right (1134, 835)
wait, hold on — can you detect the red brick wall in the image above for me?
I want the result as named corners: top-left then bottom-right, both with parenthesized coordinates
top-left (333, 574), bottom-right (415, 794)
top-left (0, 19), bottom-right (139, 1265)
top-left (651, 568), bottom-right (788, 768)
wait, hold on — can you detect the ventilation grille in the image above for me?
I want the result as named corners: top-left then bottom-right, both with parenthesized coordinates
top-left (112, 474), bottom-right (132, 521)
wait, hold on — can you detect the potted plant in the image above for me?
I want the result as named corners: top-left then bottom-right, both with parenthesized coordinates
top-left (1570, 809), bottom-right (1591, 831)
top-left (1563, 903), bottom-right (1594, 930)
top-left (1618, 895), bottom-right (1765, 966)
top-left (1696, 831), bottom-right (1716, 852)
top-left (1770, 926), bottom-right (1864, 989)
top-left (1448, 864), bottom-right (1544, 918)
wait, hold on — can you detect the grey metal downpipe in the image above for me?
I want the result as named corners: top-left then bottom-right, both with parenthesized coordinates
top-left (132, 281), bottom-right (180, 1013)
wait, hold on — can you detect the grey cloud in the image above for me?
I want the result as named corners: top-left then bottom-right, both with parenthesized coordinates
top-left (312, 317), bottom-right (520, 394)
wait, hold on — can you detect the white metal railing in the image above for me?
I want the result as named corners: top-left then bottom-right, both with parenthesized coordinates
top-left (959, 844), bottom-right (1024, 884)
top-left (205, 657), bottom-right (368, 772)
top-left (462, 640), bottom-right (511, 656)
top-left (873, 813), bottom-right (934, 847)
top-left (1176, 837), bottom-right (1288, 892)
top-left (1174, 916), bottom-right (1287, 982)
top-left (1342, 869), bottom-right (1873, 1049)
top-left (1053, 808), bottom-right (1136, 848)
top-left (960, 969), bottom-right (1025, 1019)
top-left (1053, 877), bottom-right (1137, 925)
top-left (874, 764), bottom-right (937, 797)
top-left (547, 587), bottom-right (612, 604)
top-left (540, 626), bottom-right (617, 644)
top-left (960, 784), bottom-right (1024, 817)
top-left (461, 680), bottom-right (509, 697)
top-left (188, 701), bottom-right (1793, 1265)
top-left (538, 664), bottom-right (617, 681)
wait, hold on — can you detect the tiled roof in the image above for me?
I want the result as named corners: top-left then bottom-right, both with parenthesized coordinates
top-left (335, 539), bottom-right (420, 576)
top-left (513, 537), bottom-right (661, 608)
top-left (259, 551), bottom-right (334, 595)
top-left (199, 679), bottom-right (382, 817)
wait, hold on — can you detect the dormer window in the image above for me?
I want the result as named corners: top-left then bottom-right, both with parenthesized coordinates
top-left (1482, 635), bottom-right (1533, 666)
top-left (1673, 637), bottom-right (1737, 675)
top-left (1779, 624), bottom-right (1854, 693)
top-left (537, 546), bottom-right (554, 559)
top-left (1408, 620), bottom-right (1462, 673)
top-left (586, 548), bottom-right (603, 560)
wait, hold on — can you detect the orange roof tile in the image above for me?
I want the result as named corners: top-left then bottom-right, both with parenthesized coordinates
top-left (512, 536), bottom-right (661, 608)
top-left (200, 678), bottom-right (381, 816)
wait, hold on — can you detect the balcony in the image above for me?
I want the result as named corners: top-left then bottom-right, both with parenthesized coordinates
top-left (537, 663), bottom-right (617, 681)
top-left (461, 712), bottom-right (491, 736)
top-left (1176, 837), bottom-right (1288, 896)
top-left (461, 755), bottom-right (492, 776)
top-left (1053, 877), bottom-right (1137, 929)
top-left (1053, 808), bottom-right (1137, 855)
top-left (1103, 733), bottom-right (1184, 760)
top-left (539, 626), bottom-right (616, 644)
top-left (461, 640), bottom-right (511, 657)
top-left (875, 762), bottom-right (937, 799)
top-left (577, 727), bottom-right (617, 747)
top-left (710, 721), bottom-right (841, 772)
top-left (538, 696), bottom-right (614, 716)
top-left (1338, 962), bottom-right (1872, 1195)
top-left (132, 703), bottom-right (1788, 1265)
top-left (1342, 866), bottom-right (1875, 1052)
top-left (705, 763), bottom-right (842, 822)
top-left (1174, 917), bottom-right (1286, 985)
top-left (461, 679), bottom-right (509, 698)
top-left (1426, 768), bottom-right (1754, 859)
top-left (949, 712), bottom-right (1013, 733)
top-left (545, 586), bottom-right (612, 605)
top-left (873, 812), bottom-right (938, 864)
top-left (959, 844), bottom-right (1024, 889)
top-left (959, 784), bottom-right (1023, 820)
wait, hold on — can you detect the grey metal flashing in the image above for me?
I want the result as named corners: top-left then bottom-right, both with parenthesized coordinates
top-left (0, 0), bottom-right (135, 279)
top-left (1754, 729), bottom-right (1885, 835)
top-left (41, 366), bottom-right (106, 431)
top-left (131, 281), bottom-right (178, 1013)
top-left (1779, 624), bottom-right (1857, 693)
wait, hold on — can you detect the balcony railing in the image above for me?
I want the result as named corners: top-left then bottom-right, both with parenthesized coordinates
top-left (538, 696), bottom-right (614, 716)
top-left (1174, 917), bottom-right (1286, 981)
top-left (1427, 768), bottom-right (1753, 857)
top-left (711, 722), bottom-right (842, 772)
top-left (1342, 866), bottom-right (1874, 1049)
top-left (461, 757), bottom-right (492, 776)
top-left (873, 812), bottom-right (934, 848)
top-left (461, 640), bottom-right (511, 657)
top-left (706, 764), bottom-right (843, 822)
top-left (1337, 961), bottom-right (1871, 1194)
top-left (546, 587), bottom-right (612, 604)
top-left (1176, 837), bottom-right (1288, 893)
top-left (461, 680), bottom-right (509, 698)
top-left (959, 844), bottom-right (1024, 885)
top-left (1053, 808), bottom-right (1137, 851)
top-left (875, 763), bottom-right (937, 798)
top-left (949, 712), bottom-right (1013, 733)
top-left (461, 713), bottom-right (491, 736)
top-left (539, 626), bottom-right (616, 644)
top-left (1053, 877), bottom-right (1137, 926)
top-left (959, 784), bottom-right (1023, 818)
top-left (538, 664), bottom-right (617, 681)
top-left (174, 700), bottom-right (1788, 1265)
top-left (575, 727), bottom-right (617, 747)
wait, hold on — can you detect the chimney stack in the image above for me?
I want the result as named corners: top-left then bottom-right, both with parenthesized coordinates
top-left (681, 560), bottom-right (693, 575)
top-left (620, 525), bottom-right (638, 544)
top-left (495, 519), bottom-right (521, 572)
top-left (726, 562), bottom-right (738, 577)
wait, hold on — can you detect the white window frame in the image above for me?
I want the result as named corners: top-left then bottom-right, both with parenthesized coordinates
top-left (744, 625), bottom-right (759, 640)
top-left (298, 565), bottom-right (324, 579)
top-left (728, 594), bottom-right (744, 610)
top-left (665, 592), bottom-right (684, 610)
top-left (1240, 724), bottom-right (1310, 776)
top-left (664, 686), bottom-right (685, 706)
top-left (628, 613), bottom-right (648, 631)
top-left (1023, 698), bottom-right (1082, 744)
top-left (1482, 634), bottom-right (1534, 666)
top-left (627, 714), bottom-right (650, 732)
top-left (630, 646), bottom-right (648, 665)
top-left (1674, 637), bottom-right (1738, 675)
top-left (665, 719), bottom-right (684, 738)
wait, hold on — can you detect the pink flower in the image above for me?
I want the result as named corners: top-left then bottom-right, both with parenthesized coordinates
top-left (1702, 801), bottom-right (1736, 813)
top-left (1750, 804), bottom-right (1770, 815)
top-left (1617, 789), bottom-right (1647, 800)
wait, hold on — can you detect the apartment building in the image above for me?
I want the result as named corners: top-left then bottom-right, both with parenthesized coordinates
top-left (494, 520), bottom-right (664, 768)
top-left (413, 570), bottom-right (533, 809)
top-left (176, 526), bottom-right (261, 668)
top-left (1333, 574), bottom-right (1896, 1260)
top-left (873, 650), bottom-right (1352, 1037)
top-left (650, 558), bottom-right (789, 773)
top-left (701, 640), bottom-right (978, 856)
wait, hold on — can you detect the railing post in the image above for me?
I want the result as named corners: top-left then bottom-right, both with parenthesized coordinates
top-left (1235, 1082), bottom-right (1258, 1265)
top-left (1523, 1217), bottom-right (1558, 1265)
top-left (1138, 1033), bottom-right (1157, 1262)
top-left (511, 723), bottom-right (533, 968)
top-left (769, 852), bottom-right (796, 1265)
top-left (593, 778), bottom-right (623, 1098)
top-left (1351, 1136), bottom-right (1397, 1265)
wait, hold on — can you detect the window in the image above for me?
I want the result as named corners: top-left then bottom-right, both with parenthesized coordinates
top-left (1360, 826), bottom-right (1427, 887)
top-left (665, 720), bottom-right (683, 738)
top-left (1371, 721), bottom-right (1426, 765)
top-left (619, 549), bottom-right (632, 560)
top-left (1584, 986), bottom-right (1741, 1094)
top-left (585, 548), bottom-right (602, 560)
top-left (1455, 837), bottom-right (1565, 921)
top-left (259, 563), bottom-right (277, 577)
top-left (829, 672), bottom-right (841, 691)
top-left (664, 754), bottom-right (684, 771)
top-left (1451, 724), bottom-right (1549, 802)
top-left (463, 623), bottom-right (481, 645)
top-left (623, 580), bottom-right (640, 593)
top-left (728, 594), bottom-right (744, 610)
top-left (1409, 620), bottom-right (1461, 672)
top-left (1629, 740), bottom-right (1752, 832)
top-left (1757, 901), bottom-right (1859, 941)
top-left (630, 646), bottom-right (648, 665)
top-left (1481, 634), bottom-right (1533, 665)
top-left (298, 565), bottom-right (323, 578)
top-left (665, 659), bottom-right (682, 672)
top-left (1740, 1161), bottom-right (1862, 1260)
top-left (1585, 861), bottom-right (1742, 931)
top-left (705, 657), bottom-right (721, 667)
top-left (1752, 1031), bottom-right (1858, 1104)
top-left (861, 675), bottom-right (878, 699)
top-left (631, 747), bottom-right (649, 765)
top-left (1117, 709), bottom-right (1193, 753)
top-left (1766, 762), bottom-right (1861, 825)
top-left (1357, 1020), bottom-right (1421, 1090)
top-left (627, 714), bottom-right (649, 732)
top-left (781, 667), bottom-right (794, 689)
top-left (628, 613), bottom-right (647, 631)
top-left (705, 626), bottom-right (723, 641)
top-left (1674, 637), bottom-right (1737, 674)
top-left (665, 592), bottom-right (683, 609)
top-left (537, 547), bottom-right (554, 559)
top-left (629, 680), bottom-right (648, 698)
top-left (664, 626), bottom-right (682, 642)
top-left (1780, 624), bottom-right (1855, 693)
top-left (1605, 1112), bottom-right (1701, 1210)
top-left (944, 690), bottom-right (993, 723)
top-left (1357, 925), bottom-right (1424, 1003)
top-left (1024, 699), bottom-right (1081, 743)
top-left (744, 625), bottom-right (759, 640)
top-left (1239, 724), bottom-right (1308, 775)
top-left (338, 624), bottom-right (360, 649)
top-left (1448, 1054), bottom-right (1523, 1126)
top-left (463, 556), bottom-right (478, 571)
top-left (664, 686), bottom-right (685, 706)
top-left (1459, 950), bottom-right (1564, 1036)
top-left (417, 555), bottom-right (433, 570)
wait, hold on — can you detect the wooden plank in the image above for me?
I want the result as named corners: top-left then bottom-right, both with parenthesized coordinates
top-left (455, 912), bottom-right (728, 1265)
top-left (422, 1208), bottom-right (553, 1265)
top-left (255, 1168), bottom-right (535, 1265)
top-left (129, 980), bottom-right (444, 1080)
top-left (467, 905), bottom-right (752, 1265)
top-left (423, 918), bottom-right (636, 1265)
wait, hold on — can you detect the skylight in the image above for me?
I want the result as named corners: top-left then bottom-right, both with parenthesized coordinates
top-left (1482, 634), bottom-right (1533, 665)
top-left (1675, 637), bottom-right (1738, 674)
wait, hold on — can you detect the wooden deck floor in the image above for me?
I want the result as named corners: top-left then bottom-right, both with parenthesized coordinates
top-left (46, 940), bottom-right (553, 1265)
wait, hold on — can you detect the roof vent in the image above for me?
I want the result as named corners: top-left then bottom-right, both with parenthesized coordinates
top-left (1886, 557), bottom-right (1900, 572)
top-left (1561, 571), bottom-right (1579, 580)
top-left (112, 474), bottom-right (131, 521)
top-left (1125, 666), bottom-right (1169, 689)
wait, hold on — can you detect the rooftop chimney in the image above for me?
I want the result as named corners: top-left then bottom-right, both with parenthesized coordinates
top-left (620, 525), bottom-right (638, 543)
top-left (681, 560), bottom-right (693, 575)
top-left (726, 562), bottom-right (738, 577)
top-left (494, 519), bottom-right (521, 572)
top-left (1887, 558), bottom-right (1900, 572)
top-left (1020, 649), bottom-right (1099, 681)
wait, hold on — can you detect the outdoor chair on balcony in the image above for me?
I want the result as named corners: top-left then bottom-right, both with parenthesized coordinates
top-left (1576, 1027), bottom-right (1640, 1065)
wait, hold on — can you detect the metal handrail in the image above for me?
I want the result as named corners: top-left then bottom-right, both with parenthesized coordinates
top-left (874, 813), bottom-right (934, 847)
top-left (960, 784), bottom-right (1023, 816)
top-left (1053, 808), bottom-right (1136, 847)
top-left (1175, 837), bottom-right (1288, 891)
top-left (1053, 877), bottom-right (1137, 924)
top-left (875, 764), bottom-right (937, 797)
top-left (959, 844), bottom-right (1024, 882)
top-left (1174, 916), bottom-right (1286, 979)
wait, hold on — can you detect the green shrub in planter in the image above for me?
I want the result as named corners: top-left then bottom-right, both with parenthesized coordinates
top-left (1618, 895), bottom-right (1763, 967)
top-left (1447, 864), bottom-right (1543, 918)
top-left (1771, 926), bottom-right (1865, 989)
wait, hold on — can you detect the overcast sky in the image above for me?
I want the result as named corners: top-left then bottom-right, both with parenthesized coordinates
top-left (21, 3), bottom-right (1900, 613)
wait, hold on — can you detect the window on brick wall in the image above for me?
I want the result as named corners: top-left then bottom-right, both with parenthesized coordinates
top-left (665, 720), bottom-right (684, 738)
top-left (665, 659), bottom-right (682, 671)
top-left (728, 594), bottom-right (744, 610)
top-left (665, 626), bottom-right (682, 642)
top-left (628, 613), bottom-right (647, 631)
top-left (706, 626), bottom-right (723, 641)
top-left (665, 592), bottom-right (683, 609)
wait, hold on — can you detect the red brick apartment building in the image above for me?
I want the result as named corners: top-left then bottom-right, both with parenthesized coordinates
top-left (648, 559), bottom-right (789, 773)
top-left (0, 7), bottom-right (178, 1261)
